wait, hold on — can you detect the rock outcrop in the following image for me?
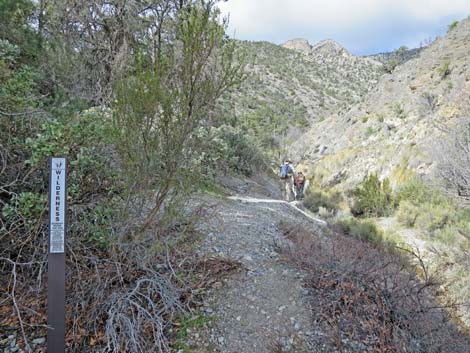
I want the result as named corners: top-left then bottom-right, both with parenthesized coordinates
top-left (282, 38), bottom-right (312, 52)
top-left (293, 18), bottom-right (470, 189)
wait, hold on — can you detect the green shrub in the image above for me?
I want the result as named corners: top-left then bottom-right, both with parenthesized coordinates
top-left (437, 60), bottom-right (451, 79)
top-left (395, 179), bottom-right (465, 235)
top-left (448, 20), bottom-right (459, 32)
top-left (434, 225), bottom-right (459, 245)
top-left (335, 217), bottom-right (384, 245)
top-left (414, 203), bottom-right (457, 233)
top-left (391, 102), bottom-right (406, 119)
top-left (351, 173), bottom-right (395, 217)
top-left (384, 59), bottom-right (398, 73)
top-left (396, 200), bottom-right (420, 227)
top-left (205, 125), bottom-right (265, 177)
top-left (395, 178), bottom-right (444, 205)
top-left (1, 192), bottom-right (46, 230)
top-left (397, 201), bottom-right (455, 234)
top-left (455, 209), bottom-right (470, 240)
top-left (303, 190), bottom-right (341, 214)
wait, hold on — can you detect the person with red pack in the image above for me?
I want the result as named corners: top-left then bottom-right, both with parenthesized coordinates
top-left (294, 171), bottom-right (306, 200)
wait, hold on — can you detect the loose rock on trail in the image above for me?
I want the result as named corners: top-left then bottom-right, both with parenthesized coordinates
top-left (188, 188), bottom-right (329, 353)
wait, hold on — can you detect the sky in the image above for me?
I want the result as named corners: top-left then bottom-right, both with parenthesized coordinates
top-left (217, 0), bottom-right (470, 55)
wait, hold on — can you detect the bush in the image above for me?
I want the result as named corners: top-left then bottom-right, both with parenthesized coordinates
top-left (391, 102), bottom-right (406, 119)
top-left (335, 217), bottom-right (384, 245)
top-left (396, 178), bottom-right (440, 205)
top-left (303, 190), bottom-right (341, 214)
top-left (395, 180), bottom-right (470, 247)
top-left (384, 59), bottom-right (398, 73)
top-left (437, 60), bottom-right (451, 79)
top-left (398, 201), bottom-right (456, 234)
top-left (396, 200), bottom-right (420, 227)
top-left (351, 173), bottom-right (395, 217)
top-left (414, 203), bottom-right (457, 233)
top-left (448, 20), bottom-right (459, 32)
top-left (204, 125), bottom-right (265, 177)
top-left (278, 222), bottom-right (470, 352)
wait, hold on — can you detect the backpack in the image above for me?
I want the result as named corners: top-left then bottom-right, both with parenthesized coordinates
top-left (280, 164), bottom-right (291, 179)
top-left (296, 174), bottom-right (305, 185)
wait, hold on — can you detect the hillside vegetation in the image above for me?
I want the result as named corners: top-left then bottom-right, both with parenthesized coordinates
top-left (218, 38), bottom-right (384, 157)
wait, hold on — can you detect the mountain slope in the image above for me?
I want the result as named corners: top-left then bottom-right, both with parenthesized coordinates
top-left (219, 39), bottom-right (384, 153)
top-left (294, 19), bottom-right (470, 188)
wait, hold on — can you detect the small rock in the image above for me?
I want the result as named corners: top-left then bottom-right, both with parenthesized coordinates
top-left (294, 322), bottom-right (301, 331)
top-left (236, 316), bottom-right (241, 321)
top-left (32, 338), bottom-right (46, 345)
top-left (217, 336), bottom-right (225, 344)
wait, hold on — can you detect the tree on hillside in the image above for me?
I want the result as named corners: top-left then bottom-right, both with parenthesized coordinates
top-left (112, 0), bottom-right (244, 231)
top-left (0, 0), bottom-right (39, 61)
top-left (45, 0), bottom-right (225, 103)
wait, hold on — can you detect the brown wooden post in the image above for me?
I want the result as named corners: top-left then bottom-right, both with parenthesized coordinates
top-left (47, 157), bottom-right (67, 353)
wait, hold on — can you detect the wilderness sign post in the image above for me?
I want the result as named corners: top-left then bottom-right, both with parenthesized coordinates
top-left (48, 157), bottom-right (67, 353)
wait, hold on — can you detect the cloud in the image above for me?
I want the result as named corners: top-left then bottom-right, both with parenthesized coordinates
top-left (217, 0), bottom-right (470, 54)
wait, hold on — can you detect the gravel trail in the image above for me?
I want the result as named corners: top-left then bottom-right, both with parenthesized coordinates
top-left (191, 194), bottom-right (327, 353)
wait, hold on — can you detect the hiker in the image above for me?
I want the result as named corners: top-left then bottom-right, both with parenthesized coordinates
top-left (280, 160), bottom-right (296, 201)
top-left (294, 171), bottom-right (306, 200)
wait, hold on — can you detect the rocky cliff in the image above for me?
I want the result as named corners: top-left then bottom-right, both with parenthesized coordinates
top-left (293, 18), bottom-right (470, 189)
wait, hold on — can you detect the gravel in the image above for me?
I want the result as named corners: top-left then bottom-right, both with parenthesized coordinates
top-left (188, 190), bottom-right (329, 352)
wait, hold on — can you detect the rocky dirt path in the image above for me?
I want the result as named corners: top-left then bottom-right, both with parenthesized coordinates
top-left (189, 193), bottom-right (328, 353)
